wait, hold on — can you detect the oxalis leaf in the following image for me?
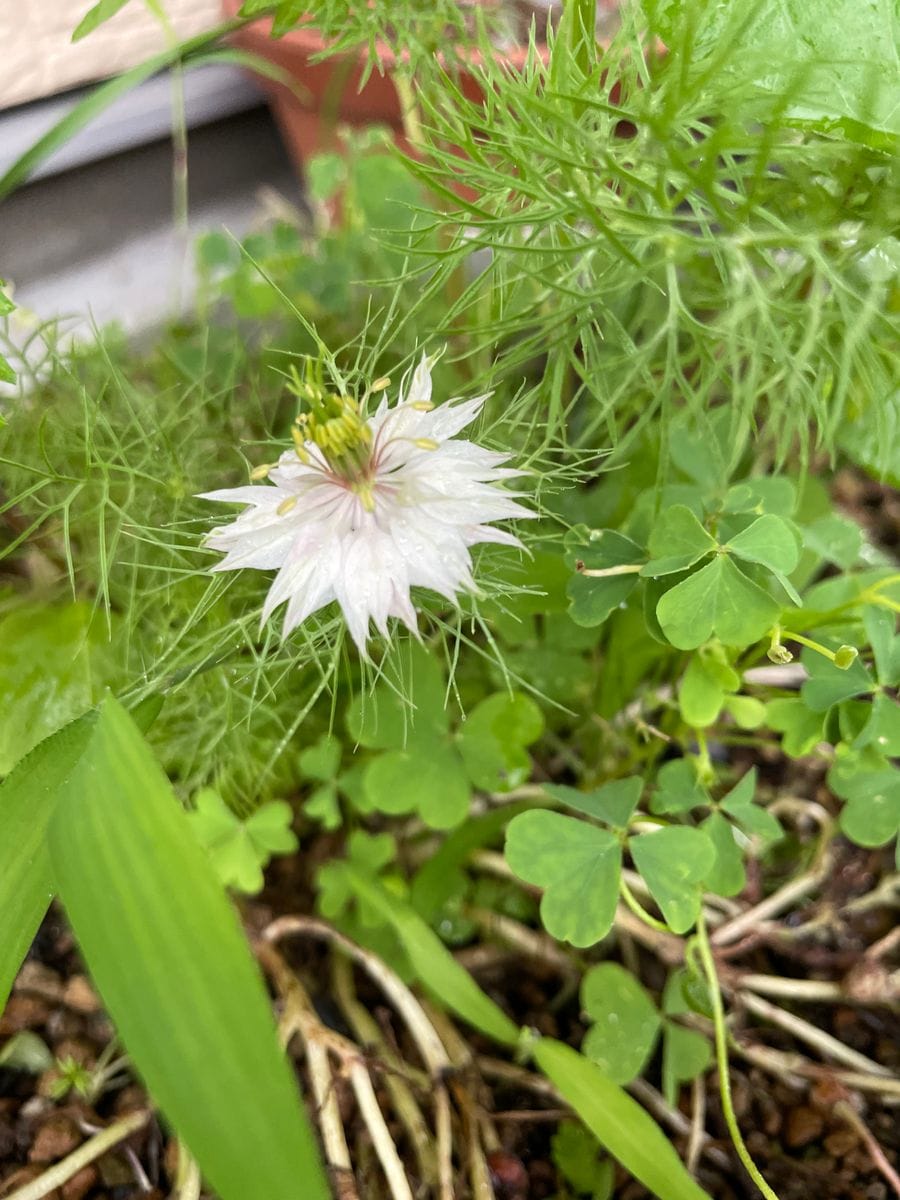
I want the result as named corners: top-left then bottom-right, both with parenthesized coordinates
top-left (656, 555), bottom-right (780, 650)
top-left (505, 810), bottom-right (621, 947)
top-left (533, 1039), bottom-right (712, 1200)
top-left (48, 698), bottom-right (328, 1200)
top-left (565, 526), bottom-right (644, 627)
top-left (629, 826), bottom-right (716, 934)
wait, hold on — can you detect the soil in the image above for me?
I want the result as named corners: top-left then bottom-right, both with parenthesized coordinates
top-left (1, 470), bottom-right (898, 1198)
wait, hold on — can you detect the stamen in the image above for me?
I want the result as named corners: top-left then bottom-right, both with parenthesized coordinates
top-left (411, 401), bottom-right (434, 412)
top-left (370, 376), bottom-right (391, 393)
top-left (250, 463), bottom-right (272, 481)
top-left (414, 438), bottom-right (439, 450)
top-left (291, 427), bottom-right (311, 464)
top-left (277, 495), bottom-right (298, 516)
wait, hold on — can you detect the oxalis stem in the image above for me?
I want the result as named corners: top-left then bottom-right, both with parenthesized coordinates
top-left (695, 913), bottom-right (782, 1200)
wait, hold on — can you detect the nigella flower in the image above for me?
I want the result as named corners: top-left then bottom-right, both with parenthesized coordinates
top-left (199, 355), bottom-right (534, 652)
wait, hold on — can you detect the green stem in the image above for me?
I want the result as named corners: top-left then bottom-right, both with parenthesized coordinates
top-left (695, 913), bottom-right (782, 1200)
top-left (619, 877), bottom-right (670, 933)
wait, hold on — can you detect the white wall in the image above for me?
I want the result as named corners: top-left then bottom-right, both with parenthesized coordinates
top-left (1, 0), bottom-right (221, 110)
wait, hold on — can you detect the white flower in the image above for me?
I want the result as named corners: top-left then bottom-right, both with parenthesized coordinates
top-left (200, 355), bottom-right (533, 652)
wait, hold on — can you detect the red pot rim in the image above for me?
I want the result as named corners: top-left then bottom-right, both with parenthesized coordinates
top-left (221, 0), bottom-right (543, 70)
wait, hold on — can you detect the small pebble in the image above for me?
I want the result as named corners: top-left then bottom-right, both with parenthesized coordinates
top-left (785, 1105), bottom-right (825, 1149)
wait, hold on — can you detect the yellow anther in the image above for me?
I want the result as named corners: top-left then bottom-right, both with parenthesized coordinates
top-left (411, 401), bottom-right (434, 412)
top-left (250, 463), bottom-right (271, 481)
top-left (291, 427), bottom-right (311, 463)
top-left (370, 376), bottom-right (391, 393)
top-left (414, 438), bottom-right (439, 450)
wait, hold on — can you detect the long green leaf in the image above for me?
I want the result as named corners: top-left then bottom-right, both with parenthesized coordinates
top-left (345, 866), bottom-right (519, 1047)
top-left (48, 697), bottom-right (328, 1200)
top-left (533, 1039), bottom-right (712, 1200)
top-left (0, 20), bottom-right (244, 199)
top-left (0, 714), bottom-right (97, 1012)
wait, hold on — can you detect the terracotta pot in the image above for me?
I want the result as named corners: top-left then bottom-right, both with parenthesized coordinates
top-left (221, 0), bottom-right (541, 172)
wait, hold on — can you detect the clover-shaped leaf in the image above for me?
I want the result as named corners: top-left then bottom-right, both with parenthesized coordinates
top-left (581, 963), bottom-right (661, 1084)
top-left (299, 734), bottom-right (342, 781)
top-left (651, 758), bottom-right (708, 815)
top-left (187, 789), bottom-right (297, 894)
top-left (802, 514), bottom-right (863, 569)
top-left (765, 697), bottom-right (825, 756)
top-left (726, 514), bottom-right (800, 577)
top-left (544, 777), bottom-right (642, 828)
top-left (505, 811), bottom-right (620, 947)
top-left (679, 647), bottom-right (740, 727)
top-left (828, 752), bottom-right (900, 848)
top-left (656, 555), bottom-right (780, 650)
top-left (317, 831), bottom-right (396, 921)
top-left (864, 606), bottom-right (900, 687)
top-left (800, 650), bottom-right (873, 712)
top-left (457, 692), bottom-right (543, 792)
top-left (701, 812), bottom-right (745, 897)
top-left (364, 741), bottom-right (471, 828)
top-left (565, 526), bottom-right (644, 627)
top-left (856, 693), bottom-right (900, 757)
top-left (643, 505), bottom-right (716, 577)
top-left (719, 768), bottom-right (782, 843)
top-left (629, 826), bottom-right (716, 933)
top-left (346, 644), bottom-right (448, 749)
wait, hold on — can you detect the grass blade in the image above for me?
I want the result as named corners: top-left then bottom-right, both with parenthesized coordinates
top-left (533, 1038), bottom-right (713, 1200)
top-left (0, 714), bottom-right (97, 1012)
top-left (49, 696), bottom-right (328, 1200)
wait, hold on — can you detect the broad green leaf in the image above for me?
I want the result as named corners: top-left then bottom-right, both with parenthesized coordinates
top-left (662, 1024), bottom-right (712, 1107)
top-left (364, 742), bottom-right (471, 828)
top-left (343, 867), bottom-right (519, 1046)
top-left (581, 963), bottom-right (661, 1084)
top-left (72, 0), bottom-right (132, 40)
top-left (651, 758), bottom-right (708, 815)
top-left (457, 692), bottom-right (543, 792)
top-left (505, 811), bottom-right (621, 947)
top-left (800, 652), bottom-right (873, 712)
top-left (766, 697), bottom-right (825, 756)
top-left (0, 603), bottom-right (112, 774)
top-left (49, 699), bottom-right (328, 1200)
top-left (701, 812), bottom-right (745, 897)
top-left (726, 514), bottom-right (800, 576)
top-left (864, 606), bottom-right (900, 687)
top-left (656, 557), bottom-right (780, 650)
top-left (0, 715), bottom-right (97, 1013)
top-left (533, 1039), bottom-right (712, 1200)
top-left (646, 0), bottom-right (900, 143)
top-left (629, 827), bottom-right (716, 933)
top-left (565, 526), bottom-right (644, 627)
top-left (544, 777), bottom-right (642, 829)
top-left (643, 505), bottom-right (716, 577)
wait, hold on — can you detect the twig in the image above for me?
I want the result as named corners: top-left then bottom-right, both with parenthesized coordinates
top-left (737, 990), bottom-right (894, 1078)
top-left (712, 854), bottom-right (831, 947)
top-left (686, 1075), bottom-right (706, 1177)
top-left (735, 974), bottom-right (844, 1003)
top-left (331, 954), bottom-right (438, 1189)
top-left (734, 1040), bottom-right (900, 1102)
top-left (263, 916), bottom-right (454, 1200)
top-left (834, 1099), bottom-right (900, 1195)
top-left (4, 1111), bottom-right (150, 1200)
top-left (169, 1142), bottom-right (201, 1200)
top-left (465, 905), bottom-right (578, 975)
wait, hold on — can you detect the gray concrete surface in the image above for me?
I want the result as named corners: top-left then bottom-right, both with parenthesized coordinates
top-left (2, 106), bottom-right (300, 342)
